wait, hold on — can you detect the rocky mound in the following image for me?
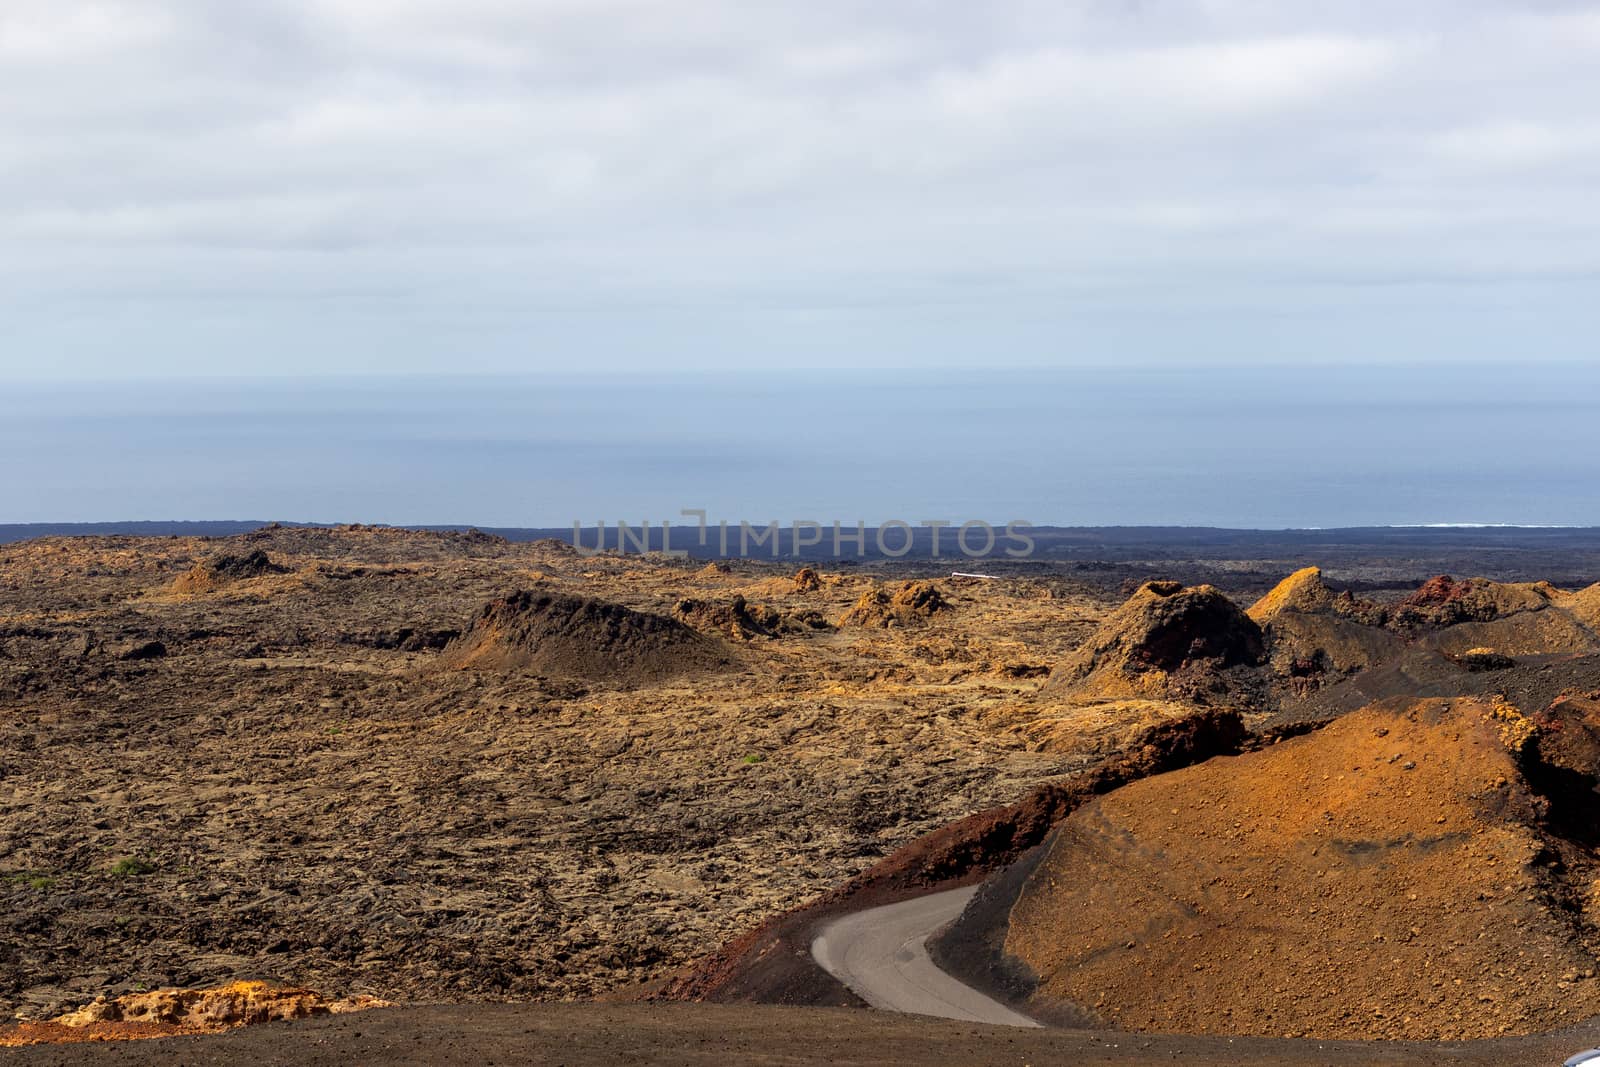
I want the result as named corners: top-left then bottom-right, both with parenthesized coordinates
top-left (1247, 567), bottom-right (1400, 687)
top-left (1247, 569), bottom-right (1600, 701)
top-left (171, 550), bottom-right (287, 594)
top-left (934, 696), bottom-right (1600, 1041)
top-left (1042, 581), bottom-right (1267, 709)
top-left (1558, 583), bottom-right (1600, 631)
top-left (792, 567), bottom-right (822, 592)
top-left (675, 596), bottom-right (782, 640)
top-left (1393, 576), bottom-right (1600, 656)
top-left (839, 581), bottom-right (950, 628)
top-left (1247, 567), bottom-right (1387, 628)
top-left (527, 537), bottom-right (578, 557)
top-left (1394, 575), bottom-right (1552, 626)
top-left (442, 592), bottom-right (731, 684)
top-left (672, 596), bottom-right (830, 640)
top-left (0, 981), bottom-right (385, 1047)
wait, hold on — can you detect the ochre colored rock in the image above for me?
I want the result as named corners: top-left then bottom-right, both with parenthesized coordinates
top-left (2, 981), bottom-right (386, 1047)
top-left (839, 581), bottom-right (950, 628)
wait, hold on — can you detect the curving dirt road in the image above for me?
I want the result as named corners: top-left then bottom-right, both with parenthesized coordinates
top-left (809, 886), bottom-right (1039, 1028)
top-left (805, 890), bottom-right (1600, 1066)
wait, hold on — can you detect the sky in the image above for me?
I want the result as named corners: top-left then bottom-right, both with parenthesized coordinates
top-left (3, 0), bottom-right (1599, 379)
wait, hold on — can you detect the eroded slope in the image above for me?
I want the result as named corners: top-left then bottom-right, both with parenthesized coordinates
top-left (948, 697), bottom-right (1600, 1040)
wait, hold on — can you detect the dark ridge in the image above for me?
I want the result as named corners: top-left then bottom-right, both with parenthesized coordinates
top-left (9, 523), bottom-right (1600, 574)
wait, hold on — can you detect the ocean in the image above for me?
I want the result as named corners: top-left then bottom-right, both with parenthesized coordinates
top-left (4, 363), bottom-right (1598, 529)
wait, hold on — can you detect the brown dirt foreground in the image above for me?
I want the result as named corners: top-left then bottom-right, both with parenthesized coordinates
top-left (5, 1004), bottom-right (1600, 1067)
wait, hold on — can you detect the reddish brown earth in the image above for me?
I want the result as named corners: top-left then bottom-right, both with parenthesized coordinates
top-left (936, 695), bottom-right (1600, 1040)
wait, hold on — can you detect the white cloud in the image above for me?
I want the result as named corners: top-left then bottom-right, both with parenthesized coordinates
top-left (922, 34), bottom-right (1395, 142)
top-left (0, 1), bottom-right (175, 63)
top-left (0, 0), bottom-right (1597, 377)
top-left (1427, 120), bottom-right (1600, 170)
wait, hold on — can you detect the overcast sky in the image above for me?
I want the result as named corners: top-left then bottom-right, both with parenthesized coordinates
top-left (3, 0), bottom-right (1598, 379)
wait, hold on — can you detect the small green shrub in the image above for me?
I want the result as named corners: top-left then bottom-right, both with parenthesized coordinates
top-left (4, 871), bottom-right (58, 892)
top-left (109, 857), bottom-right (155, 877)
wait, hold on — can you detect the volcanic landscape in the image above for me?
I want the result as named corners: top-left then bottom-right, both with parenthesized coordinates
top-left (6, 524), bottom-right (1600, 1059)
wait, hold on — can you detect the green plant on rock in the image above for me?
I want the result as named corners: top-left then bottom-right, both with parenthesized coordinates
top-left (109, 857), bottom-right (155, 878)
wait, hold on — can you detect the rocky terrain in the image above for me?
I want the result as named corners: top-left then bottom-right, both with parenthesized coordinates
top-left (9, 525), bottom-right (1600, 1049)
top-left (0, 526), bottom-right (1108, 1026)
top-left (671, 564), bottom-right (1600, 1043)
